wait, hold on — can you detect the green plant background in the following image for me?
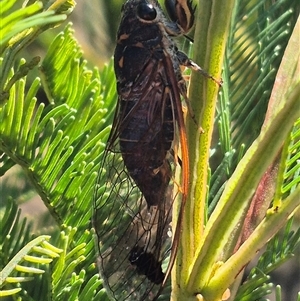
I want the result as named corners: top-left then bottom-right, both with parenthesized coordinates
top-left (0, 0), bottom-right (299, 301)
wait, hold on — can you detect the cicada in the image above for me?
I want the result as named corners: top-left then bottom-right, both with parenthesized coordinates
top-left (93, 1), bottom-right (220, 300)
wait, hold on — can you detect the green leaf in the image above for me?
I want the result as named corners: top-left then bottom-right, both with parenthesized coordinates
top-left (0, 213), bottom-right (61, 296)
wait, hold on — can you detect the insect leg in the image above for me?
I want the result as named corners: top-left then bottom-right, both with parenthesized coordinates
top-left (165, 0), bottom-right (196, 33)
top-left (177, 50), bottom-right (223, 86)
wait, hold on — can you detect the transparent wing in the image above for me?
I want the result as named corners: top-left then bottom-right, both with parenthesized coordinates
top-left (93, 57), bottom-right (181, 300)
top-left (93, 152), bottom-right (174, 300)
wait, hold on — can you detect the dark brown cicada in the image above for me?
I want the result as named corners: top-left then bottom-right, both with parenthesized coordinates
top-left (93, 1), bottom-right (219, 300)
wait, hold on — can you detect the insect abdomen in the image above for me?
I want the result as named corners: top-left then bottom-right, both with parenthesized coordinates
top-left (119, 94), bottom-right (174, 207)
top-left (129, 246), bottom-right (165, 284)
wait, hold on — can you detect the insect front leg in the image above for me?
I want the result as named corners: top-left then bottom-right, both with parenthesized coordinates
top-left (165, 0), bottom-right (196, 33)
top-left (176, 50), bottom-right (223, 86)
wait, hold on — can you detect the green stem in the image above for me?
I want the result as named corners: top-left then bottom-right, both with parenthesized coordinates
top-left (202, 185), bottom-right (300, 301)
top-left (186, 0), bottom-right (235, 258)
top-left (187, 83), bottom-right (300, 298)
top-left (174, 0), bottom-right (235, 298)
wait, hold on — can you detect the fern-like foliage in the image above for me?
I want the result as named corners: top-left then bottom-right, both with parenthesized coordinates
top-left (211, 0), bottom-right (299, 204)
top-left (0, 200), bottom-right (106, 300)
top-left (0, 199), bottom-right (61, 297)
top-left (0, 0), bottom-right (74, 103)
top-left (1, 19), bottom-right (115, 300)
top-left (1, 1), bottom-right (115, 300)
top-left (236, 218), bottom-right (300, 301)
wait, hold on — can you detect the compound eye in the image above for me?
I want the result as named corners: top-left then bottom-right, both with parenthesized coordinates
top-left (137, 3), bottom-right (157, 21)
